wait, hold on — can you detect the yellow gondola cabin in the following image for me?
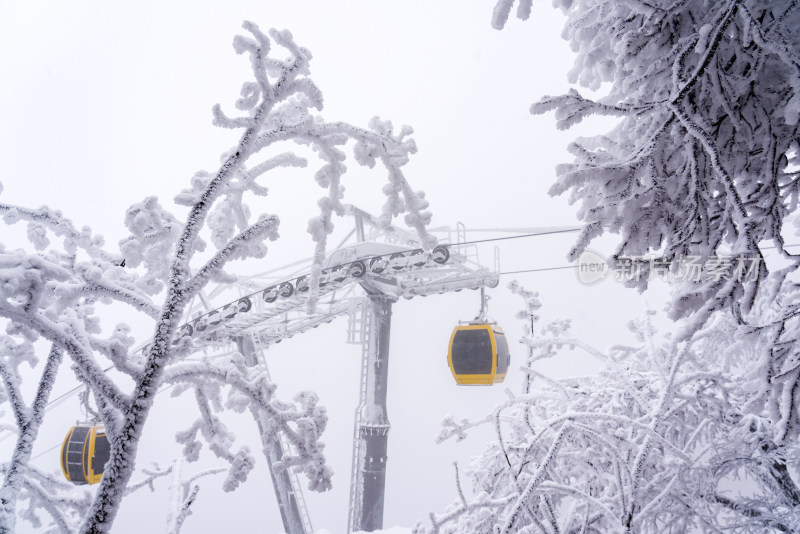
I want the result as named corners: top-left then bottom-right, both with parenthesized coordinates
top-left (60, 424), bottom-right (111, 485)
top-left (448, 323), bottom-right (510, 385)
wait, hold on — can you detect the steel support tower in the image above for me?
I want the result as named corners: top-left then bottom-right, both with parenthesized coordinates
top-left (178, 205), bottom-right (509, 533)
top-left (347, 295), bottom-right (393, 532)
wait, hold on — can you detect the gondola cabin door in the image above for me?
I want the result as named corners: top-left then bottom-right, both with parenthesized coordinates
top-left (448, 323), bottom-right (510, 385)
top-left (60, 424), bottom-right (111, 485)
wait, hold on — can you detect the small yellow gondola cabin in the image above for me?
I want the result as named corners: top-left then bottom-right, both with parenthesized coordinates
top-left (448, 323), bottom-right (510, 385)
top-left (60, 424), bottom-right (111, 485)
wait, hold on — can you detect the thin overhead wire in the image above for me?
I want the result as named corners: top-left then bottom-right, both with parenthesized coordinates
top-left (500, 265), bottom-right (576, 275)
top-left (458, 228), bottom-right (580, 246)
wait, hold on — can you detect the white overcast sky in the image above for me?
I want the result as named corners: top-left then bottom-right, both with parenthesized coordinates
top-left (0, 2), bottom-right (664, 533)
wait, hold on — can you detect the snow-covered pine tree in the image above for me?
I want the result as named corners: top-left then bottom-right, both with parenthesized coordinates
top-left (0, 21), bottom-right (432, 533)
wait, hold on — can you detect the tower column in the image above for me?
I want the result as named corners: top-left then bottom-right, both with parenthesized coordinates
top-left (354, 295), bottom-right (393, 532)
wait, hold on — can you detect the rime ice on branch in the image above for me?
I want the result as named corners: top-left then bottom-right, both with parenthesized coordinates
top-left (491, 0), bottom-right (800, 446)
top-left (498, 1), bottom-right (800, 319)
top-left (421, 3), bottom-right (800, 531)
top-left (424, 285), bottom-right (800, 533)
top-left (0, 20), bottom-right (433, 533)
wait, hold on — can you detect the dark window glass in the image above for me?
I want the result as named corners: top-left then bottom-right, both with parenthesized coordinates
top-left (494, 332), bottom-right (510, 375)
top-left (451, 329), bottom-right (493, 375)
top-left (66, 426), bottom-right (90, 484)
top-left (92, 433), bottom-right (111, 477)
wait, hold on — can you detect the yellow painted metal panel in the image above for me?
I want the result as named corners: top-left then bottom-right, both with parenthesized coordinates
top-left (59, 427), bottom-right (74, 482)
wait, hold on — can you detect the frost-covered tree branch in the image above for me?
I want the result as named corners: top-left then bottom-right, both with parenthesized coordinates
top-left (423, 283), bottom-right (800, 532)
top-left (499, 1), bottom-right (799, 320)
top-left (425, 6), bottom-right (800, 531)
top-left (164, 358), bottom-right (331, 492)
top-left (1, 19), bottom-right (432, 533)
top-left (0, 343), bottom-right (64, 534)
top-left (77, 21), bottom-right (423, 533)
top-left (471, 6), bottom-right (800, 531)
